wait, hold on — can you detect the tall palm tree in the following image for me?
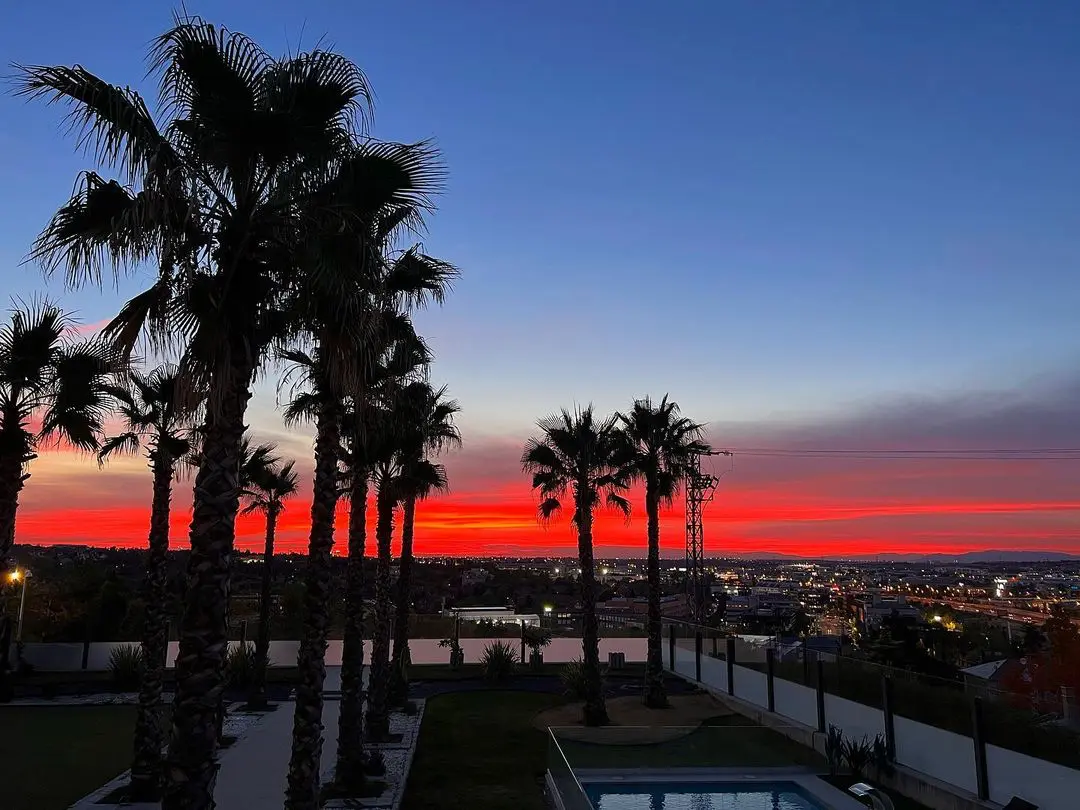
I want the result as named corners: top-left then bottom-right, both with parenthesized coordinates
top-left (334, 331), bottom-right (432, 783)
top-left (282, 222), bottom-right (449, 808)
top-left (388, 384), bottom-right (460, 704)
top-left (0, 302), bottom-right (124, 563)
top-left (617, 396), bottom-right (708, 708)
top-left (240, 450), bottom-right (299, 709)
top-left (20, 19), bottom-right (440, 807)
top-left (522, 406), bottom-right (632, 726)
top-left (98, 364), bottom-right (199, 800)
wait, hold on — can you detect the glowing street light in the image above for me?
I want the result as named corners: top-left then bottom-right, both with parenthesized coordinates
top-left (8, 569), bottom-right (32, 644)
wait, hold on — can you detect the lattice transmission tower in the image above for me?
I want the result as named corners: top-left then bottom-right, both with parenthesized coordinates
top-left (685, 450), bottom-right (733, 624)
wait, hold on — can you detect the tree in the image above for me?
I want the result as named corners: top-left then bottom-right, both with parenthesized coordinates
top-left (239, 447), bottom-right (299, 709)
top-left (19, 18), bottom-right (409, 807)
top-left (282, 228), bottom-right (450, 804)
top-left (388, 384), bottom-right (460, 705)
top-left (98, 365), bottom-right (198, 799)
top-left (617, 395), bottom-right (707, 708)
top-left (521, 406), bottom-right (631, 726)
top-left (334, 331), bottom-right (432, 783)
top-left (0, 302), bottom-right (124, 562)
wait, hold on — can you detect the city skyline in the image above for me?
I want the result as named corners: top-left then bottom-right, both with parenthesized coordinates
top-left (4, 2), bottom-right (1080, 556)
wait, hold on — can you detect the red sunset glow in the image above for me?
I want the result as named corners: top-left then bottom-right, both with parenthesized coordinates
top-left (14, 442), bottom-right (1080, 557)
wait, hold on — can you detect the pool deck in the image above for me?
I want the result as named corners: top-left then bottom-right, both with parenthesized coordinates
top-left (576, 766), bottom-right (869, 809)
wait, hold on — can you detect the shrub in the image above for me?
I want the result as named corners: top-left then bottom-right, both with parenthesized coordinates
top-left (561, 658), bottom-right (595, 700)
top-left (872, 733), bottom-right (894, 776)
top-left (108, 645), bottom-right (143, 690)
top-left (842, 734), bottom-right (874, 778)
top-left (225, 642), bottom-right (257, 689)
top-left (480, 640), bottom-right (517, 682)
top-left (522, 625), bottom-right (552, 653)
top-left (824, 724), bottom-right (844, 777)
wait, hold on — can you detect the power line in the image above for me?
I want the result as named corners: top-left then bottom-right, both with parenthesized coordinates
top-left (720, 447), bottom-right (1080, 461)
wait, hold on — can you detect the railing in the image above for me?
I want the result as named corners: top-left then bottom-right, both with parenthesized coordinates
top-left (547, 729), bottom-right (593, 810)
top-left (660, 625), bottom-right (1080, 810)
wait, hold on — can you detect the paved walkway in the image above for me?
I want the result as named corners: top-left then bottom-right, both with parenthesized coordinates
top-left (213, 667), bottom-right (360, 810)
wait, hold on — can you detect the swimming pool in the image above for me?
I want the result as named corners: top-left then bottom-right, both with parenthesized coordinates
top-left (584, 780), bottom-right (831, 810)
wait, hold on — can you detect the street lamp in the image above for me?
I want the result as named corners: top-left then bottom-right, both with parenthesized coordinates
top-left (8, 569), bottom-right (32, 644)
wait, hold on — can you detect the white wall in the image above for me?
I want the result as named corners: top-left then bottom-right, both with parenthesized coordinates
top-left (665, 647), bottom-right (1080, 810)
top-left (733, 664), bottom-right (769, 707)
top-left (773, 677), bottom-right (818, 729)
top-left (894, 717), bottom-right (978, 795)
top-left (19, 636), bottom-right (649, 671)
top-left (986, 742), bottom-right (1080, 809)
top-left (824, 693), bottom-right (884, 743)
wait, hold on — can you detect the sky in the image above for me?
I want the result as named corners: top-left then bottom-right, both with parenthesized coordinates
top-left (3, 1), bottom-right (1080, 557)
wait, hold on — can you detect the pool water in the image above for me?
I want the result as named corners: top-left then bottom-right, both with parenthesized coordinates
top-left (585, 781), bottom-right (829, 810)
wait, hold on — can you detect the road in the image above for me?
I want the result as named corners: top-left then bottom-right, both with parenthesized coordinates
top-left (905, 595), bottom-right (1080, 627)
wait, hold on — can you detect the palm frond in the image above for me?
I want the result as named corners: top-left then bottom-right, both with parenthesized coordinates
top-left (13, 64), bottom-right (173, 183)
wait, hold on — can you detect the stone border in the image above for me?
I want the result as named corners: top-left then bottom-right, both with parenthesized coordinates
top-left (68, 703), bottom-right (270, 810)
top-left (323, 700), bottom-right (426, 810)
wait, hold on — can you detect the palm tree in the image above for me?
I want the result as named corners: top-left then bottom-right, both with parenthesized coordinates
top-left (282, 234), bottom-right (449, 806)
top-left (97, 365), bottom-right (199, 799)
top-left (240, 450), bottom-right (299, 710)
top-left (334, 333), bottom-right (432, 783)
top-left (521, 406), bottom-right (631, 726)
top-left (617, 396), bottom-right (708, 708)
top-left (20, 19), bottom-right (440, 807)
top-left (0, 302), bottom-right (124, 564)
top-left (388, 384), bottom-right (460, 704)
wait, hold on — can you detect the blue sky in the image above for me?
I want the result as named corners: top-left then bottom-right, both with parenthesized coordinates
top-left (3, 0), bottom-right (1080, 438)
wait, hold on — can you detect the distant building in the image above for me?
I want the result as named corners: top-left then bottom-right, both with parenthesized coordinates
top-left (443, 606), bottom-right (539, 627)
top-left (856, 594), bottom-right (921, 630)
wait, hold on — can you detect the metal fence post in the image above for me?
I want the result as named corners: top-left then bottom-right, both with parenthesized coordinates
top-left (695, 631), bottom-right (702, 681)
top-left (726, 636), bottom-right (736, 696)
top-left (766, 648), bottom-right (776, 712)
top-left (816, 659), bottom-right (826, 732)
top-left (881, 675), bottom-right (896, 761)
top-left (972, 697), bottom-right (990, 800)
top-left (668, 623), bottom-right (675, 670)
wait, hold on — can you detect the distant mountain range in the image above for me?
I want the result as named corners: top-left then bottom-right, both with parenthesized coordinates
top-left (708, 550), bottom-right (1079, 563)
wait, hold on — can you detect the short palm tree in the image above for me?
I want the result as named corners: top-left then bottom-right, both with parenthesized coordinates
top-left (240, 449), bottom-right (299, 709)
top-left (522, 406), bottom-right (632, 726)
top-left (617, 396), bottom-right (708, 708)
top-left (388, 384), bottom-right (460, 704)
top-left (98, 364), bottom-right (199, 799)
top-left (0, 301), bottom-right (124, 562)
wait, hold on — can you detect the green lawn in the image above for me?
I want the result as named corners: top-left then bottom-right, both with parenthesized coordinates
top-left (400, 690), bottom-right (567, 810)
top-left (557, 714), bottom-right (825, 770)
top-left (0, 705), bottom-right (137, 810)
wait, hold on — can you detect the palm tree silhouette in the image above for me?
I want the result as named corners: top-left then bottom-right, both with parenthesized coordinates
top-left (98, 364), bottom-right (200, 799)
top-left (522, 406), bottom-right (632, 726)
top-left (240, 447), bottom-right (299, 710)
top-left (388, 384), bottom-right (460, 705)
top-left (0, 302), bottom-right (125, 562)
top-left (618, 395), bottom-right (709, 708)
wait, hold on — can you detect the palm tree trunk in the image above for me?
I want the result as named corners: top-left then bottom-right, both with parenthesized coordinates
top-left (388, 493), bottom-right (416, 705)
top-left (335, 469), bottom-right (367, 787)
top-left (365, 480), bottom-right (395, 741)
top-left (163, 362), bottom-right (253, 810)
top-left (248, 505), bottom-right (278, 710)
top-left (577, 504), bottom-right (608, 726)
top-left (643, 479), bottom-right (667, 708)
top-left (286, 397), bottom-right (342, 810)
top-left (130, 451), bottom-right (175, 800)
top-left (0, 412), bottom-right (27, 561)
